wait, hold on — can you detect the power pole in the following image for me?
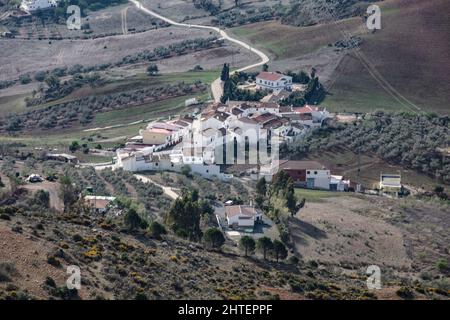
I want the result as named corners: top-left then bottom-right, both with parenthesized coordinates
top-left (356, 145), bottom-right (362, 192)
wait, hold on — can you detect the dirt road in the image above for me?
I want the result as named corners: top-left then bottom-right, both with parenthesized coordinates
top-left (134, 174), bottom-right (179, 200)
top-left (23, 181), bottom-right (64, 212)
top-left (129, 0), bottom-right (269, 102)
top-left (121, 6), bottom-right (129, 35)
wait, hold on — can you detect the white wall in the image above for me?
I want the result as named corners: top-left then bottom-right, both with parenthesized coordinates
top-left (118, 154), bottom-right (229, 180)
top-left (306, 169), bottom-right (330, 190)
top-left (227, 216), bottom-right (254, 228)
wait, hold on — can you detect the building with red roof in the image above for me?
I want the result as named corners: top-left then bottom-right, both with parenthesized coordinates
top-left (256, 72), bottom-right (292, 92)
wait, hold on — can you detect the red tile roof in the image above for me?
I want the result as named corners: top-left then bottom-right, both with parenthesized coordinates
top-left (278, 160), bottom-right (326, 171)
top-left (225, 205), bottom-right (261, 218)
top-left (257, 71), bottom-right (285, 82)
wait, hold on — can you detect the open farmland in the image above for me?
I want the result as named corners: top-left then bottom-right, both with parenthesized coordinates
top-left (0, 4), bottom-right (163, 39)
top-left (0, 24), bottom-right (254, 81)
top-left (323, 0), bottom-right (450, 114)
top-left (230, 0), bottom-right (450, 114)
top-left (140, 0), bottom-right (289, 25)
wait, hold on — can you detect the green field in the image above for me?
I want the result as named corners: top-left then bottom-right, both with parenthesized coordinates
top-left (92, 92), bottom-right (208, 127)
top-left (294, 188), bottom-right (348, 202)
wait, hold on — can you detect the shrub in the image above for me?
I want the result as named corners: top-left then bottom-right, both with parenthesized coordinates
top-left (135, 292), bottom-right (148, 300)
top-left (34, 71), bottom-right (47, 82)
top-left (47, 256), bottom-right (61, 267)
top-left (203, 228), bottom-right (225, 250)
top-left (19, 74), bottom-right (32, 84)
top-left (148, 221), bottom-right (167, 239)
top-left (239, 236), bottom-right (256, 257)
top-left (437, 259), bottom-right (449, 273)
top-left (0, 262), bottom-right (17, 282)
top-left (44, 276), bottom-right (56, 288)
top-left (0, 214), bottom-right (11, 221)
top-left (396, 286), bottom-right (414, 299)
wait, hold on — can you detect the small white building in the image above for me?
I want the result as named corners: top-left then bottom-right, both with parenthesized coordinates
top-left (330, 175), bottom-right (350, 191)
top-left (26, 174), bottom-right (43, 183)
top-left (21, 0), bottom-right (58, 12)
top-left (379, 173), bottom-right (402, 192)
top-left (256, 72), bottom-right (292, 92)
top-left (225, 205), bottom-right (263, 230)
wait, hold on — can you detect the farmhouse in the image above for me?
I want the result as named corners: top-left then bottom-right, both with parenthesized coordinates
top-left (379, 173), bottom-right (402, 192)
top-left (256, 72), bottom-right (292, 92)
top-left (278, 160), bottom-right (331, 190)
top-left (20, 0), bottom-right (58, 12)
top-left (225, 205), bottom-right (263, 230)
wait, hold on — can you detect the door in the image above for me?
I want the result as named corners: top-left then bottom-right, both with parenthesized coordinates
top-left (307, 178), bottom-right (315, 189)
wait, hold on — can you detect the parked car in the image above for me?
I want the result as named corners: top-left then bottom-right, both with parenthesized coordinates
top-left (27, 174), bottom-right (43, 183)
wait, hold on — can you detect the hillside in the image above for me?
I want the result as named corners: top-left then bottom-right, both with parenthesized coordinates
top-left (0, 184), bottom-right (378, 300)
top-left (1, 176), bottom-right (449, 300)
top-left (231, 0), bottom-right (450, 114)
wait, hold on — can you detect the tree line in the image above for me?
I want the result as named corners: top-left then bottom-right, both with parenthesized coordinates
top-left (281, 112), bottom-right (450, 184)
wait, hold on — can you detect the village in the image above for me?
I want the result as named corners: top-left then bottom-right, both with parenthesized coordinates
top-left (10, 69), bottom-right (407, 236)
top-left (1, 0), bottom-right (449, 302)
top-left (104, 70), bottom-right (404, 234)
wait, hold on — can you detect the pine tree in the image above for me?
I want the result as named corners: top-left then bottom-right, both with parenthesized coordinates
top-left (239, 236), bottom-right (256, 257)
top-left (220, 63), bottom-right (230, 82)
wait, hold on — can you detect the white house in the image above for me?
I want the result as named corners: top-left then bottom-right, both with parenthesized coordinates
top-left (256, 72), bottom-right (292, 92)
top-left (225, 205), bottom-right (263, 229)
top-left (21, 0), bottom-right (58, 12)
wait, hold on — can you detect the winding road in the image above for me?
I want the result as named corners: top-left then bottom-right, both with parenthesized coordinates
top-left (129, 0), bottom-right (269, 102)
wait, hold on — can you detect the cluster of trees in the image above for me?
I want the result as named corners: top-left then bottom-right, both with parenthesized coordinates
top-left (1, 82), bottom-right (206, 133)
top-left (280, 69), bottom-right (326, 107)
top-left (0, 79), bottom-right (16, 90)
top-left (220, 64), bottom-right (269, 103)
top-left (210, 1), bottom-right (370, 28)
top-left (212, 5), bottom-right (284, 27)
top-left (280, 0), bottom-right (371, 27)
top-left (239, 236), bottom-right (288, 262)
top-left (255, 173), bottom-right (305, 247)
top-left (282, 112), bottom-right (450, 184)
top-left (193, 0), bottom-right (221, 15)
top-left (164, 189), bottom-right (213, 241)
top-left (286, 70), bottom-right (311, 84)
top-left (53, 0), bottom-right (128, 16)
top-left (117, 37), bottom-right (222, 66)
top-left (25, 72), bottom-right (102, 107)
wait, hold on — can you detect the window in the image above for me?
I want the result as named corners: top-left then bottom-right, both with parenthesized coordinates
top-left (314, 171), bottom-right (318, 175)
top-left (307, 171), bottom-right (310, 174)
